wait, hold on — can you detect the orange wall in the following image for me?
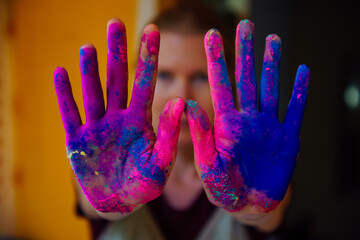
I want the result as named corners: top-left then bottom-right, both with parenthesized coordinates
top-left (11, 0), bottom-right (136, 239)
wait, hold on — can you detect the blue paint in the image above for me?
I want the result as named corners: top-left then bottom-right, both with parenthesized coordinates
top-left (80, 48), bottom-right (91, 75)
top-left (216, 52), bottom-right (231, 87)
top-left (186, 100), bottom-right (210, 131)
top-left (136, 57), bottom-right (155, 89)
top-left (260, 35), bottom-right (281, 117)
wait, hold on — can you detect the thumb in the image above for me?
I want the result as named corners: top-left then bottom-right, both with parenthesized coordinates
top-left (152, 97), bottom-right (185, 170)
top-left (185, 100), bottom-right (217, 168)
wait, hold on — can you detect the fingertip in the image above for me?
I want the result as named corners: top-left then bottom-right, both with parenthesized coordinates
top-left (107, 18), bottom-right (124, 29)
top-left (80, 44), bottom-right (97, 58)
top-left (55, 66), bottom-right (65, 70)
top-left (237, 19), bottom-right (254, 40)
top-left (162, 98), bottom-right (185, 125)
top-left (174, 96), bottom-right (185, 103)
top-left (138, 24), bottom-right (160, 59)
top-left (296, 64), bottom-right (310, 87)
top-left (79, 44), bottom-right (99, 76)
top-left (298, 64), bottom-right (310, 74)
top-left (107, 18), bottom-right (126, 38)
top-left (54, 66), bottom-right (68, 84)
top-left (143, 23), bottom-right (159, 34)
top-left (205, 28), bottom-right (221, 42)
top-left (80, 43), bottom-right (95, 50)
top-left (173, 97), bottom-right (186, 112)
top-left (264, 34), bottom-right (281, 62)
top-left (163, 97), bottom-right (185, 118)
top-left (143, 24), bottom-right (160, 45)
top-left (205, 29), bottom-right (223, 61)
top-left (185, 99), bottom-right (198, 117)
top-left (266, 34), bottom-right (281, 43)
top-left (185, 100), bottom-right (211, 132)
top-left (54, 66), bottom-right (67, 75)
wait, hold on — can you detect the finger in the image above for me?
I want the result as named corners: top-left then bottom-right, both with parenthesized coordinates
top-left (54, 67), bottom-right (82, 137)
top-left (235, 19), bottom-right (257, 111)
top-left (204, 29), bottom-right (236, 116)
top-left (106, 18), bottom-right (128, 111)
top-left (260, 34), bottom-right (281, 117)
top-left (185, 100), bottom-right (217, 169)
top-left (152, 97), bottom-right (185, 171)
top-left (284, 64), bottom-right (310, 135)
top-left (80, 44), bottom-right (105, 122)
top-left (129, 24), bottom-right (160, 121)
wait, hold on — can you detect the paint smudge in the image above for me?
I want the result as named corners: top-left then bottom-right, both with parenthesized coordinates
top-left (55, 21), bottom-right (185, 213)
top-left (186, 19), bottom-right (310, 213)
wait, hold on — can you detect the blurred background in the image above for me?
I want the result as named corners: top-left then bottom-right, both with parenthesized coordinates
top-left (0, 0), bottom-right (359, 239)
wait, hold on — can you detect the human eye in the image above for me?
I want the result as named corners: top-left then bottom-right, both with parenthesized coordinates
top-left (157, 70), bottom-right (174, 85)
top-left (191, 72), bottom-right (208, 86)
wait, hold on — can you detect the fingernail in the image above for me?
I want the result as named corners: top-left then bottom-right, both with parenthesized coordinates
top-left (107, 18), bottom-right (123, 32)
top-left (205, 29), bottom-right (223, 61)
top-left (54, 66), bottom-right (66, 76)
top-left (80, 45), bottom-right (96, 75)
top-left (54, 67), bottom-right (65, 82)
top-left (108, 22), bottom-right (127, 63)
top-left (186, 100), bottom-right (210, 131)
top-left (264, 34), bottom-right (281, 62)
top-left (297, 64), bottom-right (310, 87)
top-left (54, 67), bottom-right (67, 92)
top-left (147, 30), bottom-right (160, 58)
top-left (173, 97), bottom-right (185, 115)
top-left (298, 64), bottom-right (310, 73)
top-left (238, 19), bottom-right (254, 40)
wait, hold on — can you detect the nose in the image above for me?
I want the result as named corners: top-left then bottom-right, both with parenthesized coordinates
top-left (175, 76), bottom-right (191, 101)
top-left (175, 76), bottom-right (191, 127)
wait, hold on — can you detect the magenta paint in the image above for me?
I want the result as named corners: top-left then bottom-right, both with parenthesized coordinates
top-left (185, 20), bottom-right (310, 213)
top-left (54, 20), bottom-right (185, 213)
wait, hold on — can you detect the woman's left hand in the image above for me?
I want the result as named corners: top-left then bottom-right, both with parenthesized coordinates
top-left (185, 20), bottom-right (310, 213)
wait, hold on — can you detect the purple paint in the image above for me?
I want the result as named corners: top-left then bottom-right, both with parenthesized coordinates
top-left (54, 18), bottom-right (310, 214)
top-left (54, 20), bottom-right (185, 213)
top-left (235, 19), bottom-right (257, 111)
top-left (186, 20), bottom-right (310, 213)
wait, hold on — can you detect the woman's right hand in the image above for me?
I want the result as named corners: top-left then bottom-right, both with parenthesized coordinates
top-left (54, 19), bottom-right (184, 214)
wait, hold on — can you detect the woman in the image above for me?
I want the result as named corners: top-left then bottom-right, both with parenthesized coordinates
top-left (54, 3), bottom-right (309, 240)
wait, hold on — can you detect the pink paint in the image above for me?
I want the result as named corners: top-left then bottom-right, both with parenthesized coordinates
top-left (186, 19), bottom-right (310, 214)
top-left (248, 189), bottom-right (280, 213)
top-left (54, 20), bottom-right (185, 213)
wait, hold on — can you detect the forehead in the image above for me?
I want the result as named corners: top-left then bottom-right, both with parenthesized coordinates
top-left (158, 31), bottom-right (207, 70)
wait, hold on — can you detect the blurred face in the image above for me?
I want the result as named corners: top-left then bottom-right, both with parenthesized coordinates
top-left (152, 31), bottom-right (214, 148)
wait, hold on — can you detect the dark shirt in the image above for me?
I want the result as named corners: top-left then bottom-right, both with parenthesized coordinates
top-left (147, 191), bottom-right (216, 240)
top-left (78, 191), bottom-right (271, 240)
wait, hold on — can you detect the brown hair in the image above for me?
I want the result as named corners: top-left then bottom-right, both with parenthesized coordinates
top-left (151, 1), bottom-right (238, 95)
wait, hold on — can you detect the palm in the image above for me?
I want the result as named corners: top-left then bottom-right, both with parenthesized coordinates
top-left (186, 20), bottom-right (309, 212)
top-left (66, 112), bottom-right (162, 213)
top-left (211, 110), bottom-right (298, 211)
top-left (54, 20), bottom-right (184, 213)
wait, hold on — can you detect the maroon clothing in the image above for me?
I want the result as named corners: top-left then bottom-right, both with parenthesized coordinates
top-left (147, 191), bottom-right (216, 240)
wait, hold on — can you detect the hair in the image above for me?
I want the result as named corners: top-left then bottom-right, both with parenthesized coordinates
top-left (151, 1), bottom-right (238, 96)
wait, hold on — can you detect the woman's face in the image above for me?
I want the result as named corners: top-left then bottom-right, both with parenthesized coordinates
top-left (152, 31), bottom-right (214, 148)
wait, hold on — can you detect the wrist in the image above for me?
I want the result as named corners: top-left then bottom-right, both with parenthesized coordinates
top-left (96, 204), bottom-right (143, 221)
top-left (229, 205), bottom-right (275, 227)
top-left (228, 186), bottom-right (292, 233)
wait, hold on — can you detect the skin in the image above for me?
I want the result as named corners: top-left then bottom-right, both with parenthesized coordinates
top-left (186, 20), bottom-right (310, 213)
top-left (152, 32), bottom-right (214, 210)
top-left (54, 18), bottom-right (309, 229)
top-left (152, 32), bottom-right (214, 149)
top-left (54, 20), bottom-right (185, 213)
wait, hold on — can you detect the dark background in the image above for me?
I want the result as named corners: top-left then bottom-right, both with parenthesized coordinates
top-left (251, 0), bottom-right (360, 239)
